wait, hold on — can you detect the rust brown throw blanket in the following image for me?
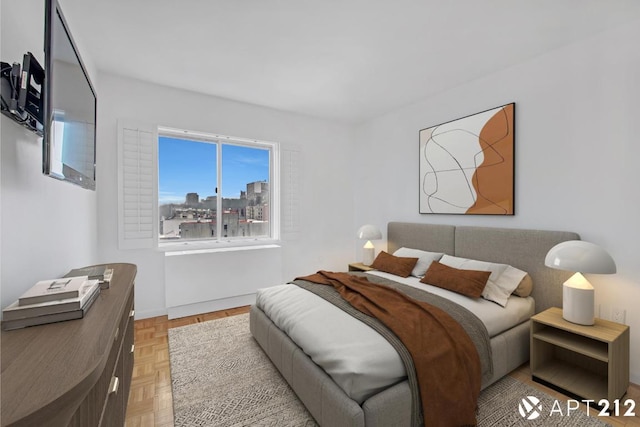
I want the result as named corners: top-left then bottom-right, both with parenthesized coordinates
top-left (297, 271), bottom-right (481, 427)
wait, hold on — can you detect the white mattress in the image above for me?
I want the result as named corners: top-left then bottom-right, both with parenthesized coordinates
top-left (255, 273), bottom-right (534, 404)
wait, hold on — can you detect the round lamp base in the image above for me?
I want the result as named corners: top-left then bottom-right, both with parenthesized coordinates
top-left (562, 283), bottom-right (595, 326)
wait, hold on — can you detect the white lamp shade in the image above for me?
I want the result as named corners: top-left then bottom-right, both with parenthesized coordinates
top-left (357, 224), bottom-right (382, 240)
top-left (544, 240), bottom-right (616, 274)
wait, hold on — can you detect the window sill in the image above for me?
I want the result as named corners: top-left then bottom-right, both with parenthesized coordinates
top-left (159, 240), bottom-right (281, 256)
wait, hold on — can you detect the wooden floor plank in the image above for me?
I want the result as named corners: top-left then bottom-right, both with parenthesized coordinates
top-left (124, 306), bottom-right (639, 426)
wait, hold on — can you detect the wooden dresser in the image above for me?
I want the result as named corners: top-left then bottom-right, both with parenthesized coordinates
top-left (1, 263), bottom-right (136, 427)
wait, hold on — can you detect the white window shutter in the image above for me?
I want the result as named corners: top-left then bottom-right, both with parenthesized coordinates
top-left (117, 120), bottom-right (158, 250)
top-left (281, 146), bottom-right (301, 239)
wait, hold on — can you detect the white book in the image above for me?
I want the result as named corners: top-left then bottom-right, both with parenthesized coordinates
top-left (3, 280), bottom-right (100, 321)
top-left (18, 276), bottom-right (89, 306)
top-left (99, 268), bottom-right (114, 289)
top-left (2, 287), bottom-right (100, 331)
top-left (64, 265), bottom-right (107, 280)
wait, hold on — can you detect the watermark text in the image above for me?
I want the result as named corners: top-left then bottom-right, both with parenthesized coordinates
top-left (519, 396), bottom-right (636, 420)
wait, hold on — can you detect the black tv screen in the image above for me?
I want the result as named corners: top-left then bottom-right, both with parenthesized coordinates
top-left (43, 0), bottom-right (97, 190)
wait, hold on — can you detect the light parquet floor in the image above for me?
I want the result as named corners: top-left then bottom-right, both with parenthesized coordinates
top-left (124, 306), bottom-right (250, 427)
top-left (124, 306), bottom-right (640, 427)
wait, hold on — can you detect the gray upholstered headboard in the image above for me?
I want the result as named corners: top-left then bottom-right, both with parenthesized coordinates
top-left (387, 222), bottom-right (580, 313)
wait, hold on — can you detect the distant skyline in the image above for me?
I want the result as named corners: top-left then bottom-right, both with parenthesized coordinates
top-left (158, 136), bottom-right (269, 204)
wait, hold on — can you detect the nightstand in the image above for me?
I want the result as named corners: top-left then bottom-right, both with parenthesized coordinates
top-left (530, 307), bottom-right (629, 402)
top-left (348, 262), bottom-right (375, 272)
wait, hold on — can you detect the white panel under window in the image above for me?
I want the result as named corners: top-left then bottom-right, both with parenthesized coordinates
top-left (117, 120), bottom-right (158, 249)
top-left (165, 245), bottom-right (282, 319)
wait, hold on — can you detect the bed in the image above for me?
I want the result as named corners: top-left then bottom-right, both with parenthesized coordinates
top-left (250, 222), bottom-right (579, 426)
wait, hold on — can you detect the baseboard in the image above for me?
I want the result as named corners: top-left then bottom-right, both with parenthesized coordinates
top-left (167, 293), bottom-right (256, 320)
top-left (134, 307), bottom-right (168, 320)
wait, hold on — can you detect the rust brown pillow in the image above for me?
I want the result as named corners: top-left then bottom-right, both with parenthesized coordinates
top-left (420, 261), bottom-right (491, 298)
top-left (370, 251), bottom-right (419, 278)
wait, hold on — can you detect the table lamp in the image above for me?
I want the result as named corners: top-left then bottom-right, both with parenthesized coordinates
top-left (357, 224), bottom-right (382, 266)
top-left (544, 240), bottom-right (616, 325)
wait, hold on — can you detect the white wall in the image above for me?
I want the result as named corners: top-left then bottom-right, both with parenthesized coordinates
top-left (96, 73), bottom-right (355, 318)
top-left (353, 19), bottom-right (640, 383)
top-left (1, 0), bottom-right (99, 310)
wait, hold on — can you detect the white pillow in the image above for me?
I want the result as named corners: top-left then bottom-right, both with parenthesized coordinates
top-left (439, 255), bottom-right (527, 307)
top-left (393, 247), bottom-right (443, 277)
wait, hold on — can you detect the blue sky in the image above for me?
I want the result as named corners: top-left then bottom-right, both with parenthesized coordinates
top-left (158, 136), bottom-right (269, 204)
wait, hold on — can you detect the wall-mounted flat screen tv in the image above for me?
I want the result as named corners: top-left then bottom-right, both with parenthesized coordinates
top-left (43, 0), bottom-right (97, 190)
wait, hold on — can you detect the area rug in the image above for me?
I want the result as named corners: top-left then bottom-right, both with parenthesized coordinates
top-left (168, 313), bottom-right (610, 427)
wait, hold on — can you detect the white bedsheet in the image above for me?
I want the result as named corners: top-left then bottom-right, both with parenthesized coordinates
top-left (367, 271), bottom-right (534, 337)
top-left (256, 284), bottom-right (406, 403)
top-left (255, 273), bottom-right (534, 403)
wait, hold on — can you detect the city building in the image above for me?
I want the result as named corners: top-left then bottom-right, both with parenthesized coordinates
top-left (185, 193), bottom-right (199, 206)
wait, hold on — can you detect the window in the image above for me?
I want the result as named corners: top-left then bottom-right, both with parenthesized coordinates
top-left (157, 128), bottom-right (278, 245)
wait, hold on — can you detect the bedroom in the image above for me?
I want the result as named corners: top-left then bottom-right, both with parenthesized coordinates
top-left (1, 0), bottom-right (639, 426)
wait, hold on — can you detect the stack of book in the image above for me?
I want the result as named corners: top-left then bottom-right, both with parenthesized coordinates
top-left (64, 265), bottom-right (114, 289)
top-left (2, 276), bottom-right (100, 331)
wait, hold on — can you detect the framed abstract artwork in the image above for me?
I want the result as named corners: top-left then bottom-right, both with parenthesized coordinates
top-left (419, 103), bottom-right (515, 215)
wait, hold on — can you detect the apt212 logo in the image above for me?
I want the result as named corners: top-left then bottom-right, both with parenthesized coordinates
top-left (519, 396), bottom-right (636, 420)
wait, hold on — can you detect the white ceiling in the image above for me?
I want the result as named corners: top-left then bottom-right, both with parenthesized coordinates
top-left (62, 0), bottom-right (640, 124)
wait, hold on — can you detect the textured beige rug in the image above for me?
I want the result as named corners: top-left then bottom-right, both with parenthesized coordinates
top-left (168, 313), bottom-right (610, 427)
